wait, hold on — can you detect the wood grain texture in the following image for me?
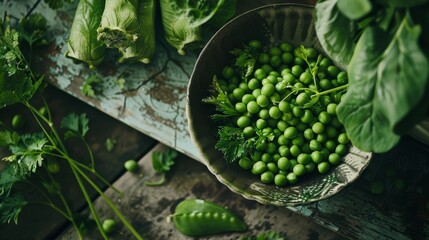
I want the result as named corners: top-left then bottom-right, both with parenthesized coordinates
top-left (57, 144), bottom-right (344, 240)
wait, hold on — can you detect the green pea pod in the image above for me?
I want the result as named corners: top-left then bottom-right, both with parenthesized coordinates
top-left (119, 0), bottom-right (156, 64)
top-left (97, 0), bottom-right (140, 50)
top-left (66, 0), bottom-right (105, 70)
top-left (171, 199), bottom-right (247, 236)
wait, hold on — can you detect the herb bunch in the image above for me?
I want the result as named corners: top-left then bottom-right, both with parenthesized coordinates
top-left (0, 15), bottom-right (143, 240)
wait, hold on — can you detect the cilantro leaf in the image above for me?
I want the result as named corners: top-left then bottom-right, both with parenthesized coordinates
top-left (60, 113), bottom-right (89, 139)
top-left (0, 193), bottom-right (27, 224)
top-left (4, 133), bottom-right (48, 174)
top-left (0, 23), bottom-right (44, 109)
top-left (0, 164), bottom-right (24, 197)
top-left (202, 76), bottom-right (239, 120)
top-left (230, 44), bottom-right (258, 80)
top-left (152, 149), bottom-right (178, 174)
top-left (0, 131), bottom-right (19, 147)
top-left (215, 126), bottom-right (253, 164)
top-left (81, 75), bottom-right (103, 98)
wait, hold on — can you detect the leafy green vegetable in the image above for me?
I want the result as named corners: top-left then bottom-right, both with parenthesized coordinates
top-left (215, 126), bottom-right (252, 164)
top-left (66, 0), bottom-right (106, 70)
top-left (315, 0), bottom-right (359, 66)
top-left (316, 0), bottom-right (429, 153)
top-left (119, 0), bottom-right (156, 64)
top-left (18, 13), bottom-right (49, 48)
top-left (81, 74), bottom-right (103, 97)
top-left (105, 138), bottom-right (116, 152)
top-left (145, 148), bottom-right (178, 186)
top-left (60, 113), bottom-right (90, 139)
top-left (202, 76), bottom-right (239, 120)
top-left (44, 0), bottom-right (75, 9)
top-left (97, 0), bottom-right (140, 50)
top-left (230, 45), bottom-right (258, 80)
top-left (159, 0), bottom-right (236, 55)
top-left (0, 193), bottom-right (27, 224)
top-left (337, 0), bottom-right (372, 20)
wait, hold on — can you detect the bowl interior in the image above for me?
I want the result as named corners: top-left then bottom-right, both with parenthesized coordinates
top-left (187, 4), bottom-right (372, 206)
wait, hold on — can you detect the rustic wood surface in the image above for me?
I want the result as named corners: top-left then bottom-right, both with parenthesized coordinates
top-left (1, 1), bottom-right (429, 240)
top-left (58, 144), bottom-right (344, 240)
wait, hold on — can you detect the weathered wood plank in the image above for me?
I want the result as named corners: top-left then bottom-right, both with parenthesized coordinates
top-left (0, 86), bottom-right (157, 239)
top-left (57, 143), bottom-right (344, 240)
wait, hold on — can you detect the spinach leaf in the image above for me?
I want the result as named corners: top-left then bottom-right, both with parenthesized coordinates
top-left (337, 15), bottom-right (429, 152)
top-left (315, 0), bottom-right (359, 67)
top-left (337, 0), bottom-right (372, 20)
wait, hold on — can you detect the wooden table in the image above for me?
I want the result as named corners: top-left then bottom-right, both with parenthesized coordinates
top-left (1, 0), bottom-right (429, 239)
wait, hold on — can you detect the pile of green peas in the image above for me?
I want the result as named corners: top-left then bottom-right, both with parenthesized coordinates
top-left (215, 40), bottom-right (350, 187)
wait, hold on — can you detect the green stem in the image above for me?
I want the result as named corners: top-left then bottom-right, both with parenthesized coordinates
top-left (71, 161), bottom-right (144, 240)
top-left (311, 84), bottom-right (348, 98)
top-left (69, 163), bottom-right (109, 240)
top-left (81, 136), bottom-right (95, 169)
top-left (144, 174), bottom-right (166, 186)
top-left (24, 101), bottom-right (57, 148)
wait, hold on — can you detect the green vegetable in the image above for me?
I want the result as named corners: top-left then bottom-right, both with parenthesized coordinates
top-left (124, 159), bottom-right (139, 172)
top-left (81, 74), bottom-right (103, 97)
top-left (102, 218), bottom-right (117, 234)
top-left (159, 0), bottom-right (236, 55)
top-left (204, 41), bottom-right (349, 186)
top-left (337, 0), bottom-right (372, 20)
top-left (241, 231), bottom-right (286, 240)
top-left (119, 0), bottom-right (156, 64)
top-left (170, 199), bottom-right (247, 236)
top-left (145, 148), bottom-right (178, 186)
top-left (105, 138), bottom-right (116, 152)
top-left (11, 114), bottom-right (25, 130)
top-left (315, 0), bottom-right (429, 153)
top-left (97, 0), bottom-right (140, 50)
top-left (66, 0), bottom-right (106, 70)
top-left (0, 18), bottom-right (143, 240)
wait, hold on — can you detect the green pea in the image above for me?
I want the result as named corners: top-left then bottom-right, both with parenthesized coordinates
top-left (47, 159), bottom-right (61, 174)
top-left (325, 126), bottom-right (338, 139)
top-left (252, 161), bottom-right (267, 174)
top-left (299, 72), bottom-right (313, 85)
top-left (269, 106), bottom-right (281, 119)
top-left (291, 65), bottom-right (303, 76)
top-left (316, 133), bottom-right (327, 143)
top-left (335, 144), bottom-right (348, 156)
top-left (280, 42), bottom-right (293, 52)
top-left (293, 57), bottom-right (305, 67)
top-left (277, 135), bottom-right (289, 146)
top-left (284, 126), bottom-right (297, 139)
top-left (261, 83), bottom-right (275, 96)
top-left (249, 40), bottom-right (262, 49)
top-left (236, 116), bottom-right (251, 128)
top-left (222, 66), bottom-right (234, 79)
top-left (239, 157), bottom-right (252, 170)
top-left (311, 151), bottom-right (322, 164)
top-left (266, 142), bottom-right (277, 154)
top-left (328, 153), bottom-right (341, 165)
top-left (251, 151), bottom-right (262, 161)
top-left (338, 133), bottom-right (349, 144)
top-left (243, 126), bottom-right (255, 138)
top-left (317, 162), bottom-right (330, 174)
top-left (325, 140), bottom-right (336, 151)
top-left (290, 145), bottom-right (301, 157)
top-left (286, 172), bottom-right (298, 184)
top-left (278, 145), bottom-right (290, 157)
top-left (297, 153), bottom-right (310, 165)
top-left (241, 94), bottom-right (255, 104)
top-left (258, 53), bottom-right (270, 64)
top-left (275, 81), bottom-right (287, 94)
top-left (259, 109), bottom-right (269, 119)
top-left (320, 57), bottom-right (331, 67)
top-left (267, 162), bottom-right (278, 173)
top-left (274, 174), bottom-right (288, 187)
top-left (305, 162), bottom-right (316, 173)
top-left (327, 103), bottom-right (337, 115)
top-left (102, 218), bottom-right (116, 234)
top-left (312, 122), bottom-right (325, 134)
top-left (319, 79), bottom-right (332, 90)
top-left (278, 101), bottom-right (292, 113)
top-left (235, 102), bottom-right (246, 113)
top-left (300, 109), bottom-right (314, 124)
top-left (261, 171), bottom-right (274, 184)
top-left (293, 164), bottom-right (306, 176)
top-left (309, 139), bottom-right (322, 151)
top-left (281, 52), bottom-right (293, 64)
top-left (269, 47), bottom-right (281, 56)
top-left (291, 135), bottom-right (304, 147)
top-left (124, 159), bottom-right (139, 172)
top-left (270, 55), bottom-right (282, 67)
top-left (254, 68), bottom-right (267, 80)
top-left (292, 106), bottom-right (303, 117)
top-left (303, 128), bottom-right (314, 140)
top-left (282, 73), bottom-right (296, 84)
top-left (252, 88), bottom-right (261, 98)
top-left (256, 142), bottom-right (267, 151)
top-left (12, 114), bottom-right (25, 129)
top-left (277, 157), bottom-right (290, 171)
top-left (247, 101), bottom-right (260, 114)
top-left (327, 65), bottom-right (340, 77)
top-left (337, 71), bottom-right (348, 85)
top-left (248, 78), bottom-right (260, 90)
top-left (261, 64), bottom-right (273, 74)
top-left (318, 111), bottom-right (331, 124)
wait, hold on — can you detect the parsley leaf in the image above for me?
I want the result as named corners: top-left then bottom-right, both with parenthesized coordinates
top-left (0, 164), bottom-right (24, 197)
top-left (215, 126), bottom-right (253, 164)
top-left (152, 149), bottom-right (178, 174)
top-left (0, 131), bottom-right (19, 147)
top-left (3, 133), bottom-right (48, 174)
top-left (81, 75), bottom-right (103, 98)
top-left (0, 193), bottom-right (27, 224)
top-left (230, 44), bottom-right (258, 80)
top-left (60, 113), bottom-right (89, 139)
top-left (202, 77), bottom-right (239, 121)
top-left (0, 20), bottom-right (44, 109)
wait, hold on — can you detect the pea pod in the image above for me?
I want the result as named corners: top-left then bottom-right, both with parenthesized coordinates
top-left (171, 199), bottom-right (247, 236)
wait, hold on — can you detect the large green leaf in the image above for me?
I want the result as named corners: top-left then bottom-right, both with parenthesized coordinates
top-left (315, 0), bottom-right (358, 67)
top-left (337, 15), bottom-right (429, 153)
top-left (337, 0), bottom-right (372, 20)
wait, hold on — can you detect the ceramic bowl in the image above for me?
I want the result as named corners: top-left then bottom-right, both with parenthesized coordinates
top-left (186, 4), bottom-right (372, 206)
